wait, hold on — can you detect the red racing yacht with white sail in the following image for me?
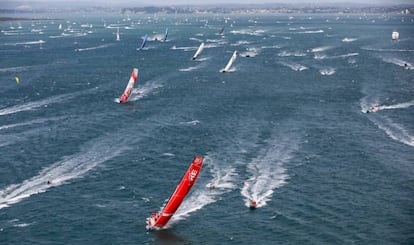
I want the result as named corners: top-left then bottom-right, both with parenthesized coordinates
top-left (146, 156), bottom-right (204, 230)
top-left (118, 68), bottom-right (138, 103)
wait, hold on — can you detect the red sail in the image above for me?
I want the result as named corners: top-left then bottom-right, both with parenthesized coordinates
top-left (146, 156), bottom-right (204, 229)
top-left (119, 68), bottom-right (138, 103)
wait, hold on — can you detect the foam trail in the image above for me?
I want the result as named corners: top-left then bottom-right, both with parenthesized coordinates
top-left (75, 44), bottom-right (113, 52)
top-left (168, 156), bottom-right (237, 227)
top-left (0, 138), bottom-right (128, 209)
top-left (179, 64), bottom-right (203, 72)
top-left (0, 116), bottom-right (64, 130)
top-left (377, 100), bottom-right (414, 111)
top-left (369, 116), bottom-right (414, 147)
top-left (128, 80), bottom-right (163, 102)
top-left (0, 91), bottom-right (85, 116)
top-left (241, 138), bottom-right (298, 208)
top-left (381, 57), bottom-right (413, 69)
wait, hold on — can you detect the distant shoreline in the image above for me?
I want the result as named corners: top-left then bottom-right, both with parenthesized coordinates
top-left (0, 17), bottom-right (60, 22)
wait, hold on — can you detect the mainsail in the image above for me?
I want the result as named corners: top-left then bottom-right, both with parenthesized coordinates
top-left (220, 50), bottom-right (238, 73)
top-left (146, 156), bottom-right (204, 230)
top-left (139, 34), bottom-right (148, 50)
top-left (392, 31), bottom-right (399, 41)
top-left (164, 28), bottom-right (168, 41)
top-left (192, 42), bottom-right (205, 60)
top-left (118, 68), bottom-right (138, 103)
top-left (116, 27), bottom-right (120, 41)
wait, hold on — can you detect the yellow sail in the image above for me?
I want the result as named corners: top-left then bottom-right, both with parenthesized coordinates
top-left (15, 76), bottom-right (20, 84)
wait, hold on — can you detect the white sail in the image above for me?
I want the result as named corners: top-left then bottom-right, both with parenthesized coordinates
top-left (192, 42), bottom-right (205, 60)
top-left (116, 27), bottom-right (120, 41)
top-left (392, 31), bottom-right (399, 40)
top-left (220, 50), bottom-right (238, 73)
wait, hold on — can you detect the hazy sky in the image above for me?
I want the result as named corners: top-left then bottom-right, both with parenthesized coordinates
top-left (3, 0), bottom-right (413, 8)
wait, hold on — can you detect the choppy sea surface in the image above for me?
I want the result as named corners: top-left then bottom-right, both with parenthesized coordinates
top-left (1, 12), bottom-right (413, 244)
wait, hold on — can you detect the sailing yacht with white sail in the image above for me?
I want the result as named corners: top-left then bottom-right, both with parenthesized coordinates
top-left (220, 50), bottom-right (238, 73)
top-left (192, 42), bottom-right (205, 60)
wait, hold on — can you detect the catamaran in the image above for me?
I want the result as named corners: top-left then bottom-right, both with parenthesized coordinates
top-left (220, 50), bottom-right (238, 73)
top-left (146, 156), bottom-right (204, 230)
top-left (192, 42), bottom-right (205, 60)
top-left (138, 34), bottom-right (148, 50)
top-left (118, 68), bottom-right (138, 103)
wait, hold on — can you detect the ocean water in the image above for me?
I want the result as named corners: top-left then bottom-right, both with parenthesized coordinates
top-left (0, 12), bottom-right (413, 244)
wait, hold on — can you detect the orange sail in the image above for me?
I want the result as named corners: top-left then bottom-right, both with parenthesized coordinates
top-left (146, 156), bottom-right (204, 230)
top-left (119, 68), bottom-right (138, 103)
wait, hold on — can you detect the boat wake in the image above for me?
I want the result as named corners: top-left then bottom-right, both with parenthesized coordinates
top-left (179, 64), bottom-right (203, 72)
top-left (0, 91), bottom-right (88, 116)
top-left (241, 138), bottom-right (298, 208)
top-left (342, 37), bottom-right (357, 42)
top-left (128, 80), bottom-right (163, 102)
top-left (75, 44), bottom-right (113, 52)
top-left (372, 100), bottom-right (414, 112)
top-left (0, 116), bottom-right (65, 131)
top-left (307, 46), bottom-right (333, 53)
top-left (319, 68), bottom-right (336, 76)
top-left (0, 137), bottom-right (129, 209)
top-left (369, 115), bottom-right (414, 147)
top-left (380, 57), bottom-right (413, 69)
top-left (361, 99), bottom-right (414, 113)
top-left (280, 62), bottom-right (308, 71)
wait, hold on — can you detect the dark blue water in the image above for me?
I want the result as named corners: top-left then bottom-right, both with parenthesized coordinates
top-left (1, 12), bottom-right (413, 244)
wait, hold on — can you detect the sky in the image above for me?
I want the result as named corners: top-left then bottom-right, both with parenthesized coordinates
top-left (2, 0), bottom-right (413, 9)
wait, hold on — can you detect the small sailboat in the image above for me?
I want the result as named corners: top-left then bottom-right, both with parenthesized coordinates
top-left (118, 68), bottom-right (138, 103)
top-left (218, 26), bottom-right (225, 36)
top-left (138, 34), bottom-right (148, 50)
top-left (146, 156), bottom-right (204, 230)
top-left (163, 28), bottom-right (168, 42)
top-left (392, 31), bottom-right (399, 41)
top-left (192, 42), bottom-right (205, 60)
top-left (116, 27), bottom-right (120, 41)
top-left (220, 50), bottom-right (238, 73)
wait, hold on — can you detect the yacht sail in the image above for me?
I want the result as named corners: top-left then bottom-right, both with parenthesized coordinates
top-left (220, 50), bottom-right (238, 73)
top-left (146, 156), bottom-right (204, 230)
top-left (192, 42), bottom-right (205, 60)
top-left (138, 34), bottom-right (148, 50)
top-left (118, 68), bottom-right (138, 103)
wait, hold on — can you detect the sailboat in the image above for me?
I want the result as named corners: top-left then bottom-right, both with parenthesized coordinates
top-left (192, 42), bottom-right (205, 60)
top-left (392, 31), bottom-right (399, 41)
top-left (138, 34), bottom-right (148, 50)
top-left (116, 27), bottom-right (120, 41)
top-left (146, 156), bottom-right (204, 230)
top-left (220, 50), bottom-right (238, 73)
top-left (163, 28), bottom-right (168, 42)
top-left (118, 68), bottom-right (138, 103)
